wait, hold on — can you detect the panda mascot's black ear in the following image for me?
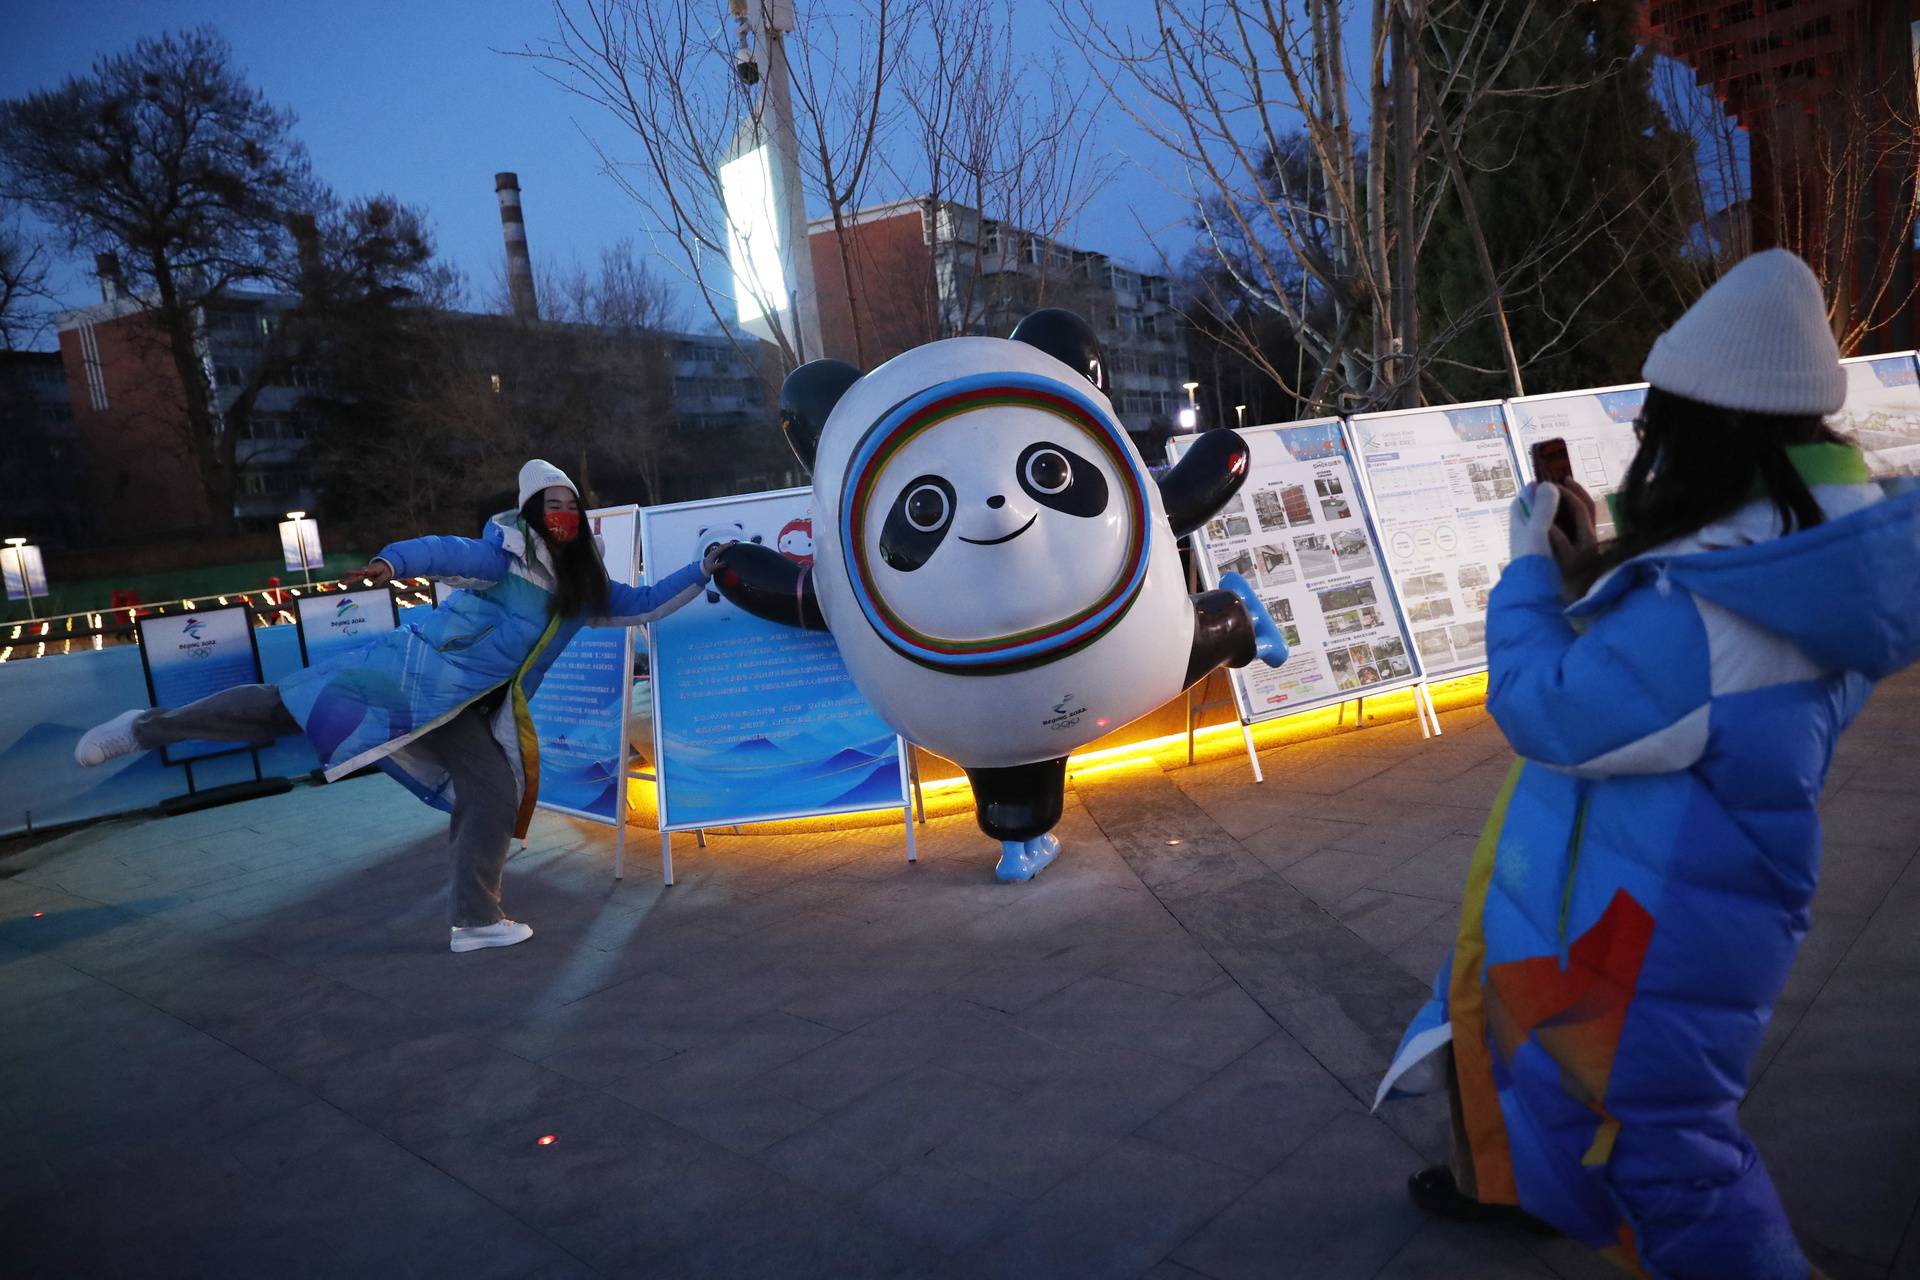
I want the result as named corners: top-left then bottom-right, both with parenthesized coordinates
top-left (1010, 308), bottom-right (1106, 393)
top-left (780, 359), bottom-right (862, 477)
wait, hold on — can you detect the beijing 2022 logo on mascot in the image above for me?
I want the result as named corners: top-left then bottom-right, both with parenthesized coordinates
top-left (713, 309), bottom-right (1287, 882)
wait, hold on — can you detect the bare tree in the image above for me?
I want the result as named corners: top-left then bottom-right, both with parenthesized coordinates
top-left (1067, 0), bottom-right (1648, 412)
top-left (523, 0), bottom-right (903, 374)
top-left (882, 0), bottom-right (1116, 349)
top-left (0, 205), bottom-right (52, 352)
top-left (1650, 43), bottom-right (1920, 355)
top-left (0, 28), bottom-right (443, 530)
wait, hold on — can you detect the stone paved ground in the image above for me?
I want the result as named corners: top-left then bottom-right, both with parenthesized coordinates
top-left (4, 672), bottom-right (1918, 1279)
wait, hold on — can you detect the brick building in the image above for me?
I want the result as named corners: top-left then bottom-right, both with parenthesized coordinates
top-left (1644, 0), bottom-right (1919, 348)
top-left (808, 199), bottom-right (1192, 440)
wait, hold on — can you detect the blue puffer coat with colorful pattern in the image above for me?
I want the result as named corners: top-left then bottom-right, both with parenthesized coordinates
top-left (1378, 447), bottom-right (1920, 1278)
top-left (276, 511), bottom-right (706, 835)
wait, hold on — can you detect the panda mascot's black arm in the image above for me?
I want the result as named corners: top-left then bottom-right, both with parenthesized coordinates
top-left (1158, 428), bottom-right (1252, 537)
top-left (711, 543), bottom-right (828, 631)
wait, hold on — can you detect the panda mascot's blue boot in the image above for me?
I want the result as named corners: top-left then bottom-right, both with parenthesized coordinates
top-left (996, 832), bottom-right (1061, 883)
top-left (1217, 572), bottom-right (1289, 667)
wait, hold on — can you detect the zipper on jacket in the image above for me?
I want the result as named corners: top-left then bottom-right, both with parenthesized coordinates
top-left (1557, 793), bottom-right (1590, 970)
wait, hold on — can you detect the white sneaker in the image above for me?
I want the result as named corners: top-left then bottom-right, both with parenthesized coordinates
top-left (75, 709), bottom-right (147, 768)
top-left (450, 919), bottom-right (533, 953)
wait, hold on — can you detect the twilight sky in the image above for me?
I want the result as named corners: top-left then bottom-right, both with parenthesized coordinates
top-left (2, 0), bottom-right (1200, 334)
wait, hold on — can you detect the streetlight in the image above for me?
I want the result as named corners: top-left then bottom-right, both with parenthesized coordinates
top-left (1178, 380), bottom-right (1201, 432)
top-left (2, 537), bottom-right (47, 620)
top-left (278, 511), bottom-right (323, 587)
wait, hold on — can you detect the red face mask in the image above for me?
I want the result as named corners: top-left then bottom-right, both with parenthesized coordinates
top-left (543, 510), bottom-right (581, 544)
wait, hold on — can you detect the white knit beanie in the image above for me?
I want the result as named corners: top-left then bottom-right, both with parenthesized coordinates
top-left (517, 458), bottom-right (578, 508)
top-left (1641, 249), bottom-right (1845, 416)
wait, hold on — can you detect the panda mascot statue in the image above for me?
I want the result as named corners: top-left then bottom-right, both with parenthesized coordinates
top-left (713, 309), bottom-right (1287, 882)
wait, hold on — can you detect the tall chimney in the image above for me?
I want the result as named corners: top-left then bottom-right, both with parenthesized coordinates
top-left (495, 171), bottom-right (539, 321)
top-left (94, 252), bottom-right (124, 303)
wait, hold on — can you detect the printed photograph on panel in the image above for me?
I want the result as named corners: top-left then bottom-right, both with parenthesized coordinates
top-left (1281, 623), bottom-right (1302, 650)
top-left (1293, 533), bottom-right (1337, 578)
top-left (1373, 636), bottom-right (1412, 680)
top-left (1280, 484), bottom-right (1315, 524)
top-left (1256, 542), bottom-right (1298, 588)
top-left (1464, 586), bottom-right (1491, 613)
top-left (1449, 620), bottom-right (1488, 665)
top-left (1263, 596), bottom-right (1296, 624)
top-left (1252, 487), bottom-right (1289, 531)
top-left (1206, 517), bottom-right (1231, 543)
top-left (1223, 514), bottom-right (1253, 539)
top-left (1319, 491), bottom-right (1354, 521)
top-left (1408, 597), bottom-right (1456, 623)
top-left (1414, 627), bottom-right (1456, 665)
top-left (1328, 646), bottom-right (1359, 689)
top-left (1219, 492), bottom-right (1247, 516)
top-left (1403, 570), bottom-right (1449, 597)
top-left (1350, 644), bottom-right (1383, 686)
top-left (1457, 563), bottom-right (1492, 589)
top-left (1216, 548), bottom-right (1255, 580)
top-left (1326, 608), bottom-right (1367, 637)
top-left (1331, 529), bottom-right (1374, 571)
top-left (1315, 476), bottom-right (1344, 498)
top-left (1317, 581), bottom-right (1379, 613)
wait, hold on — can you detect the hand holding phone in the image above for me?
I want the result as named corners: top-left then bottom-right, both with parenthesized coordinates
top-left (1529, 437), bottom-right (1598, 561)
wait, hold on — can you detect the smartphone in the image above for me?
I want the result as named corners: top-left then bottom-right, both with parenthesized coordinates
top-left (1529, 437), bottom-right (1587, 541)
top-left (1530, 437), bottom-right (1574, 487)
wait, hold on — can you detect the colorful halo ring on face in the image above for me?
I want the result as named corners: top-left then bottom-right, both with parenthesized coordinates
top-left (840, 370), bottom-right (1152, 673)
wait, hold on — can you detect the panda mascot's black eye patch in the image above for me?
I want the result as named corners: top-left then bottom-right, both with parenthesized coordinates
top-left (1016, 441), bottom-right (1108, 517)
top-left (879, 474), bottom-right (956, 572)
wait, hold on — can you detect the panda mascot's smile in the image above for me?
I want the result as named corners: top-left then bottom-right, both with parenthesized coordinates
top-left (713, 309), bottom-right (1288, 883)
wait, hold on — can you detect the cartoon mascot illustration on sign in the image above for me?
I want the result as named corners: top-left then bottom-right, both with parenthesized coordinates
top-left (714, 309), bottom-right (1286, 881)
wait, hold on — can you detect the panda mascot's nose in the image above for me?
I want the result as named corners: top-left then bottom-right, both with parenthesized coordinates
top-left (986, 495), bottom-right (1006, 509)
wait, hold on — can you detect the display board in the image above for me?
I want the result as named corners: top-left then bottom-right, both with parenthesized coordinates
top-left (294, 587), bottom-right (398, 668)
top-left (1346, 402), bottom-right (1518, 679)
top-left (529, 506), bottom-right (639, 825)
top-left (1176, 419), bottom-right (1420, 721)
top-left (641, 488), bottom-right (908, 832)
top-left (2, 543), bottom-right (48, 601)
top-left (1836, 352), bottom-right (1920, 478)
top-left (135, 605), bottom-right (264, 765)
top-left (1504, 383), bottom-right (1648, 540)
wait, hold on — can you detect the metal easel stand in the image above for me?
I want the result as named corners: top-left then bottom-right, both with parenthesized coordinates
top-left (1184, 672), bottom-right (1265, 784)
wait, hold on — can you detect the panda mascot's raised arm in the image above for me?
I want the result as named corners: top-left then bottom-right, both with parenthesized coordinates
top-left (714, 308), bottom-right (1286, 883)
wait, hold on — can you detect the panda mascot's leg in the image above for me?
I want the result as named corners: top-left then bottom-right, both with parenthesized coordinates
top-left (964, 758), bottom-right (1069, 883)
top-left (1185, 572), bottom-right (1289, 687)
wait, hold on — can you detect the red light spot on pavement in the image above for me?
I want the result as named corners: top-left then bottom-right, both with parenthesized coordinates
top-left (536, 1134), bottom-right (558, 1146)
top-left (32, 911), bottom-right (45, 917)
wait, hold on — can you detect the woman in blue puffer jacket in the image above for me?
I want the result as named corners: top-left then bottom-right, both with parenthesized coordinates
top-left (75, 460), bottom-right (723, 953)
top-left (1376, 251), bottom-right (1920, 1277)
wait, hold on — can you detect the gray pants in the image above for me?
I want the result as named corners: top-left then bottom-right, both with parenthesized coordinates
top-left (135, 684), bottom-right (516, 927)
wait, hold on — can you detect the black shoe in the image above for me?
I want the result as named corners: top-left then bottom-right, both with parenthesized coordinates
top-left (1407, 1166), bottom-right (1557, 1235)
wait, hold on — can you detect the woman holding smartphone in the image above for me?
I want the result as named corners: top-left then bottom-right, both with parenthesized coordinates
top-left (1379, 250), bottom-right (1920, 1276)
top-left (75, 460), bottom-right (727, 953)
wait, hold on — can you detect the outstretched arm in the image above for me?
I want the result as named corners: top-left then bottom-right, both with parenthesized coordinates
top-left (1158, 428), bottom-right (1251, 537)
top-left (711, 543), bottom-right (828, 631)
top-left (369, 534), bottom-right (511, 587)
top-left (596, 560), bottom-right (709, 627)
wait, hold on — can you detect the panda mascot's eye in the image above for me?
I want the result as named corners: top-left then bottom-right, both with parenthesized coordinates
top-left (1017, 441), bottom-right (1108, 517)
top-left (879, 474), bottom-right (956, 571)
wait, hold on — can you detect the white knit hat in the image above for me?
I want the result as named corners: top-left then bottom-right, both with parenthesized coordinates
top-left (517, 458), bottom-right (578, 508)
top-left (1641, 248), bottom-right (1845, 415)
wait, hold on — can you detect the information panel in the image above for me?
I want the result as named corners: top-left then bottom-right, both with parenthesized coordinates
top-left (641, 489), bottom-right (907, 831)
top-left (1347, 402), bottom-right (1518, 678)
top-left (294, 587), bottom-right (398, 668)
top-left (529, 506), bottom-right (639, 824)
top-left (1177, 419), bottom-right (1419, 720)
top-left (1836, 352), bottom-right (1920, 478)
top-left (135, 605), bottom-right (264, 765)
top-left (1504, 383), bottom-right (1647, 540)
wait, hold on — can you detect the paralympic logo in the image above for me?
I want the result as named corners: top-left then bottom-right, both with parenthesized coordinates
top-left (335, 599), bottom-right (361, 618)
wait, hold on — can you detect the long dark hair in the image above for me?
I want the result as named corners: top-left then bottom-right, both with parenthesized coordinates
top-left (1567, 386), bottom-right (1842, 595)
top-left (519, 495), bottom-right (610, 619)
